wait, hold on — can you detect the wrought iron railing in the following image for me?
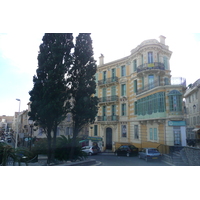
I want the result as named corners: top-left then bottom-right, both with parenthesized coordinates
top-left (98, 95), bottom-right (119, 103)
top-left (136, 77), bottom-right (186, 95)
top-left (98, 76), bottom-right (118, 86)
top-left (137, 62), bottom-right (165, 73)
top-left (97, 115), bottom-right (119, 121)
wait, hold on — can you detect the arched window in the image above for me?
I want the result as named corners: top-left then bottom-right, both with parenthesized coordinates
top-left (168, 90), bottom-right (182, 112)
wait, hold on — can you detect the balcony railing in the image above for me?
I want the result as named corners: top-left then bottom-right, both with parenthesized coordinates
top-left (136, 77), bottom-right (186, 95)
top-left (98, 95), bottom-right (119, 103)
top-left (98, 76), bottom-right (118, 86)
top-left (97, 115), bottom-right (119, 121)
top-left (137, 62), bottom-right (165, 73)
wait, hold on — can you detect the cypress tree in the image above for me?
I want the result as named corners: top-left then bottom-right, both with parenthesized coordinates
top-left (29, 33), bottom-right (74, 164)
top-left (68, 33), bottom-right (99, 159)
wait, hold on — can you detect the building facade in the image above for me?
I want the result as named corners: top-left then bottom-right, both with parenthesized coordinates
top-left (184, 79), bottom-right (200, 147)
top-left (90, 36), bottom-right (187, 152)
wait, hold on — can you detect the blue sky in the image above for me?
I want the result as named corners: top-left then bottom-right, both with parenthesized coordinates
top-left (0, 0), bottom-right (200, 116)
top-left (0, 32), bottom-right (200, 116)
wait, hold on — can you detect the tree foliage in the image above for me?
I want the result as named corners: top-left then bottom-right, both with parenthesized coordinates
top-left (28, 33), bottom-right (74, 163)
top-left (69, 33), bottom-right (99, 136)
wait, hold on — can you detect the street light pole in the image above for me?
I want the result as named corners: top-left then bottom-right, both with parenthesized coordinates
top-left (15, 99), bottom-right (21, 149)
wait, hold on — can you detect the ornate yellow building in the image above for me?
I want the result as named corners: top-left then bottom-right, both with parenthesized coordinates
top-left (90, 36), bottom-right (187, 152)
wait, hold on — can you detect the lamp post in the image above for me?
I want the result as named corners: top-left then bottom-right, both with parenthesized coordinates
top-left (28, 117), bottom-right (34, 151)
top-left (15, 99), bottom-right (21, 149)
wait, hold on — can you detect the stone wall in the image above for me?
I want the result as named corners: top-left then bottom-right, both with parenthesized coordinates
top-left (182, 147), bottom-right (200, 166)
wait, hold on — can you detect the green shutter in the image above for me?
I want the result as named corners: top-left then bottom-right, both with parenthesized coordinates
top-left (111, 86), bottom-right (116, 96)
top-left (154, 128), bottom-right (157, 141)
top-left (150, 128), bottom-right (153, 140)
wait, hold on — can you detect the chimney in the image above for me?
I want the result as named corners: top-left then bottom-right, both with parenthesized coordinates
top-left (159, 35), bottom-right (166, 44)
top-left (99, 54), bottom-right (104, 66)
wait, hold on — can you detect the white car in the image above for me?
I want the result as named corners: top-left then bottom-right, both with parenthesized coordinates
top-left (82, 146), bottom-right (98, 156)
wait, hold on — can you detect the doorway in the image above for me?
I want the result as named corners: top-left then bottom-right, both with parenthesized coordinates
top-left (174, 127), bottom-right (181, 146)
top-left (106, 128), bottom-right (112, 150)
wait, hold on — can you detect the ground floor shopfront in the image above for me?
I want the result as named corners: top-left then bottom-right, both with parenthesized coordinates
top-left (90, 120), bottom-right (186, 153)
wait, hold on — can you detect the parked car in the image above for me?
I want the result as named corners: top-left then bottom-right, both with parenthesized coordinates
top-left (7, 138), bottom-right (12, 143)
top-left (115, 145), bottom-right (138, 157)
top-left (82, 146), bottom-right (98, 156)
top-left (138, 148), bottom-right (162, 162)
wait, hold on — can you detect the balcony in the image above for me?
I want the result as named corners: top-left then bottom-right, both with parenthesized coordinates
top-left (98, 95), bottom-right (119, 104)
top-left (136, 77), bottom-right (186, 95)
top-left (97, 115), bottom-right (119, 121)
top-left (137, 62), bottom-right (165, 74)
top-left (98, 77), bottom-right (118, 87)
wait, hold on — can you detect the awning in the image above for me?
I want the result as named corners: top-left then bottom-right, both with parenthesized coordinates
top-left (79, 140), bottom-right (88, 143)
top-left (192, 128), bottom-right (200, 132)
top-left (87, 136), bottom-right (102, 141)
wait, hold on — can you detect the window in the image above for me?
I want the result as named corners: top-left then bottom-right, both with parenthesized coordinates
top-left (121, 84), bottom-right (126, 96)
top-left (134, 125), bottom-right (139, 139)
top-left (111, 86), bottom-right (116, 97)
top-left (148, 75), bottom-right (154, 89)
top-left (121, 65), bottom-right (126, 77)
top-left (102, 106), bottom-right (106, 120)
top-left (134, 80), bottom-right (138, 93)
top-left (149, 128), bottom-right (158, 141)
top-left (134, 102), bottom-right (138, 115)
top-left (95, 88), bottom-right (98, 97)
top-left (103, 71), bottom-right (107, 83)
top-left (112, 105), bottom-right (116, 120)
top-left (133, 59), bottom-right (137, 71)
top-left (102, 87), bottom-right (106, 102)
top-left (111, 68), bottom-right (116, 81)
top-left (67, 113), bottom-right (71, 122)
top-left (142, 77), bottom-right (144, 90)
top-left (168, 90), bottom-right (182, 112)
top-left (163, 56), bottom-right (168, 69)
top-left (137, 92), bottom-right (166, 116)
top-left (122, 103), bottom-right (126, 116)
top-left (164, 77), bottom-right (169, 85)
top-left (122, 125), bottom-right (127, 137)
top-left (66, 127), bottom-right (73, 136)
top-left (94, 125), bottom-right (98, 136)
top-left (148, 52), bottom-right (153, 63)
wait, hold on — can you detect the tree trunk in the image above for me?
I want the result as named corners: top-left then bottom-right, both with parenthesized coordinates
top-left (47, 129), bottom-right (52, 165)
top-left (69, 125), bottom-right (79, 161)
top-left (52, 126), bottom-right (57, 163)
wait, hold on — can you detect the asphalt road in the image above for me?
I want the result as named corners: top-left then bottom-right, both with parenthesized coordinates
top-left (91, 153), bottom-right (171, 166)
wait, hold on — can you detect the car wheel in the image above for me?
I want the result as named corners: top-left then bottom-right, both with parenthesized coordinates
top-left (126, 152), bottom-right (130, 157)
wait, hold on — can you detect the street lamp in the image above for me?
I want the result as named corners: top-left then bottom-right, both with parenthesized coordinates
top-left (28, 117), bottom-right (34, 151)
top-left (15, 99), bottom-right (21, 149)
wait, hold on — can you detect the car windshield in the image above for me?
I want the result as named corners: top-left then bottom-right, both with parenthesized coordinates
top-left (148, 149), bottom-right (159, 153)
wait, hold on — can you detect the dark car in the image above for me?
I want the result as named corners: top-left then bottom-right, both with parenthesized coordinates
top-left (7, 138), bottom-right (12, 143)
top-left (115, 145), bottom-right (138, 157)
top-left (138, 148), bottom-right (162, 162)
